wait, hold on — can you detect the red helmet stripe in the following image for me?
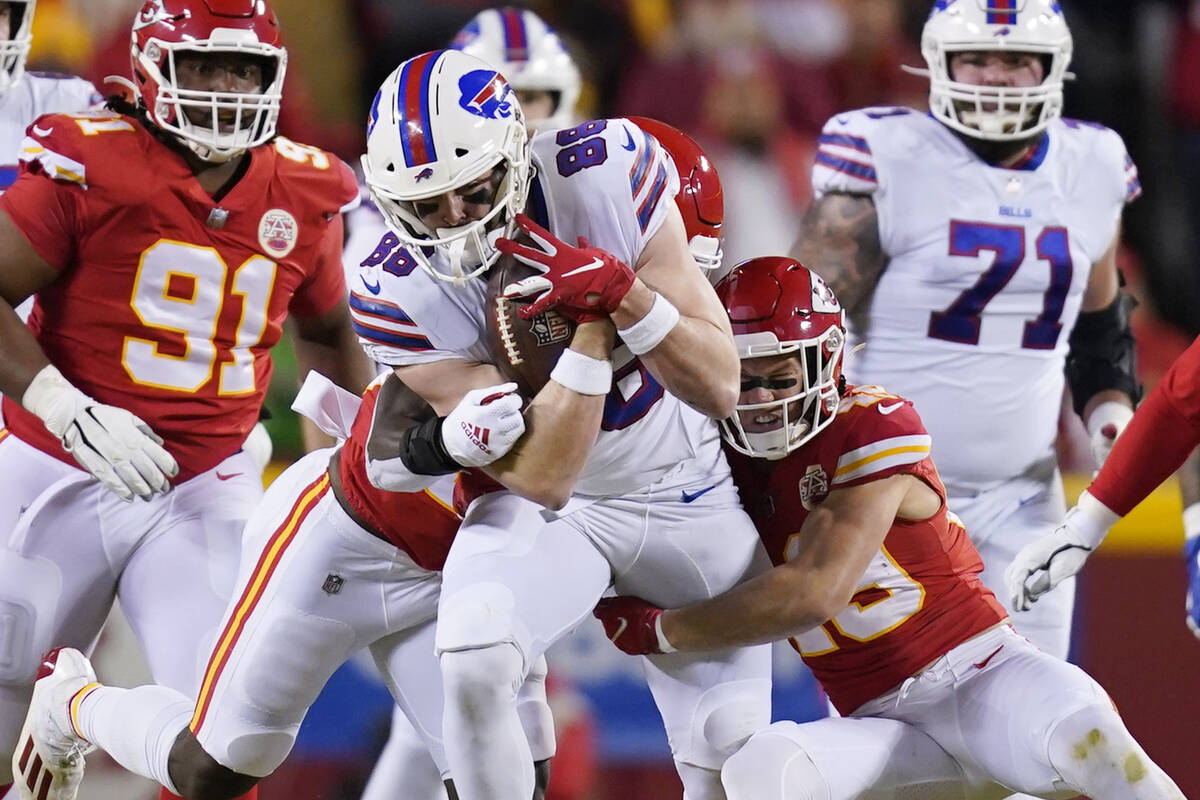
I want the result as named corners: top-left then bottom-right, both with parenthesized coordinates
top-left (398, 51), bottom-right (439, 168)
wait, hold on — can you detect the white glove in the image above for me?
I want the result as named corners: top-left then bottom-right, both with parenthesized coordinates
top-left (1006, 490), bottom-right (1121, 611)
top-left (441, 382), bottom-right (525, 468)
top-left (1086, 400), bottom-right (1133, 470)
top-left (22, 364), bottom-right (179, 501)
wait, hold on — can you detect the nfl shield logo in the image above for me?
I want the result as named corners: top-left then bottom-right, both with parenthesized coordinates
top-left (322, 574), bottom-right (345, 595)
top-left (529, 310), bottom-right (571, 348)
top-left (458, 69), bottom-right (514, 120)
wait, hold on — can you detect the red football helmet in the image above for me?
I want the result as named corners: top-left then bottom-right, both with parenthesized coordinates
top-left (716, 257), bottom-right (846, 459)
top-left (130, 0), bottom-right (287, 162)
top-left (626, 117), bottom-right (723, 275)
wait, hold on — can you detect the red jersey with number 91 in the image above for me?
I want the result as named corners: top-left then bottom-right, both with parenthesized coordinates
top-left (727, 384), bottom-right (1007, 715)
top-left (0, 110), bottom-right (357, 481)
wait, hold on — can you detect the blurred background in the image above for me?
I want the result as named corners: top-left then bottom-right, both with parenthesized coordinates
top-left (24, 0), bottom-right (1200, 796)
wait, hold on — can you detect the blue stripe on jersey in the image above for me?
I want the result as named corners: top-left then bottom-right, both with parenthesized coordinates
top-left (349, 292), bottom-right (416, 324)
top-left (351, 320), bottom-right (433, 351)
top-left (637, 162), bottom-right (668, 232)
top-left (0, 165), bottom-right (18, 189)
top-left (628, 129), bottom-right (655, 197)
top-left (818, 133), bottom-right (871, 154)
top-left (814, 151), bottom-right (877, 183)
top-left (528, 173), bottom-right (549, 230)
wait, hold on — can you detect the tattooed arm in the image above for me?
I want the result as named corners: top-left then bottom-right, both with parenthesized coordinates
top-left (789, 192), bottom-right (887, 332)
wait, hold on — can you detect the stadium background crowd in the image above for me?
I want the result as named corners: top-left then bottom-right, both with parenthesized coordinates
top-left (15, 0), bottom-right (1200, 797)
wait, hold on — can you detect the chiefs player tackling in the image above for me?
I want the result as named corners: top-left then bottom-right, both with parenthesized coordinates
top-left (595, 257), bottom-right (1181, 799)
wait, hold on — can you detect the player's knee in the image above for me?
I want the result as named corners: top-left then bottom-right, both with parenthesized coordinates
top-left (440, 643), bottom-right (524, 715)
top-left (168, 729), bottom-right (260, 800)
top-left (722, 732), bottom-right (826, 800)
top-left (694, 678), bottom-right (772, 760)
top-left (1046, 701), bottom-right (1182, 798)
top-left (435, 581), bottom-right (521, 653)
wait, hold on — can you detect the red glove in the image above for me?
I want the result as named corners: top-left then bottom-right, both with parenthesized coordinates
top-left (593, 596), bottom-right (670, 655)
top-left (497, 214), bottom-right (636, 322)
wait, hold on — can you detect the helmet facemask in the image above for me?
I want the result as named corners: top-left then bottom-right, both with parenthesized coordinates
top-left (720, 326), bottom-right (845, 460)
top-left (0, 0), bottom-right (33, 94)
top-left (135, 38), bottom-right (286, 163)
top-left (907, 0), bottom-right (1073, 143)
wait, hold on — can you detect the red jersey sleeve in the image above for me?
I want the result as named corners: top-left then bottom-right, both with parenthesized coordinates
top-left (288, 210), bottom-right (347, 318)
top-left (830, 387), bottom-right (935, 491)
top-left (0, 117), bottom-right (90, 269)
top-left (1089, 335), bottom-right (1200, 516)
top-left (285, 152), bottom-right (357, 318)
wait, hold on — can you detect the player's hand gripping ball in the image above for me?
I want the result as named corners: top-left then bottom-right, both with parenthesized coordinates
top-left (486, 245), bottom-right (576, 397)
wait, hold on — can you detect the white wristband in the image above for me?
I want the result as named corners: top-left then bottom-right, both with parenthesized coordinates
top-left (654, 613), bottom-right (678, 654)
top-left (1075, 490), bottom-right (1122, 549)
top-left (1184, 503), bottom-right (1200, 543)
top-left (550, 348), bottom-right (613, 396)
top-left (618, 292), bottom-right (680, 356)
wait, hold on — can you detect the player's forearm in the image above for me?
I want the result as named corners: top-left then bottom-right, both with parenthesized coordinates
top-left (292, 318), bottom-right (375, 398)
top-left (612, 281), bottom-right (739, 419)
top-left (661, 564), bottom-right (830, 651)
top-left (485, 382), bottom-right (604, 509)
top-left (485, 321), bottom-right (614, 509)
top-left (0, 300), bottom-right (51, 401)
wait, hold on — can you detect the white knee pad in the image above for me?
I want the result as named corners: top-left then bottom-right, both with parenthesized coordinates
top-left (516, 654), bottom-right (555, 762)
top-left (689, 678), bottom-right (773, 763)
top-left (440, 643), bottom-right (524, 711)
top-left (435, 581), bottom-right (522, 657)
top-left (722, 732), bottom-right (828, 800)
top-left (1046, 702), bottom-right (1183, 799)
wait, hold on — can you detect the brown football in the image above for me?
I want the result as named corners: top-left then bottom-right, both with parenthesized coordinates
top-left (485, 253), bottom-right (576, 397)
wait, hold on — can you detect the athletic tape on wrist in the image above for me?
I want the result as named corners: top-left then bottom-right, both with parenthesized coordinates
top-left (618, 292), bottom-right (680, 356)
top-left (550, 348), bottom-right (613, 396)
top-left (1086, 400), bottom-right (1134, 437)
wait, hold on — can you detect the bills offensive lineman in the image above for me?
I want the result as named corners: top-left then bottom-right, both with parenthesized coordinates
top-left (791, 0), bottom-right (1140, 660)
top-left (359, 49), bottom-right (771, 800)
top-left (594, 257), bottom-right (1182, 800)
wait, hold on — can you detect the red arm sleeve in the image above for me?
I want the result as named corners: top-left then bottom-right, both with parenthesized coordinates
top-left (1089, 335), bottom-right (1200, 516)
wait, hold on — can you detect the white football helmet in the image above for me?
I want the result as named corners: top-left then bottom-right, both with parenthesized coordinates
top-left (911, 0), bottom-right (1072, 141)
top-left (0, 0), bottom-right (34, 93)
top-left (130, 0), bottom-right (288, 163)
top-left (362, 49), bottom-right (531, 284)
top-left (451, 6), bottom-right (581, 132)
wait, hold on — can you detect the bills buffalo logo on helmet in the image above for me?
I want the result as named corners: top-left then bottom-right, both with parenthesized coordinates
top-left (458, 69), bottom-right (513, 120)
top-left (415, 167), bottom-right (434, 182)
